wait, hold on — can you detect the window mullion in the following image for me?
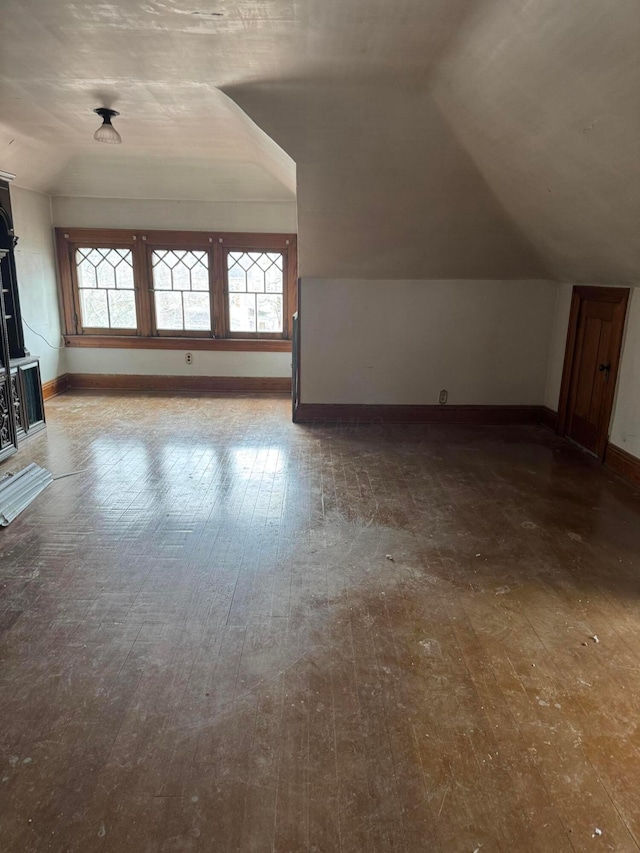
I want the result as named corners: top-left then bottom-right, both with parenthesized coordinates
top-left (211, 240), bottom-right (227, 338)
top-left (133, 237), bottom-right (153, 336)
top-left (207, 244), bottom-right (217, 337)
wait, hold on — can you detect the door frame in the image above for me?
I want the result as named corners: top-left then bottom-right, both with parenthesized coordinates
top-left (557, 285), bottom-right (629, 461)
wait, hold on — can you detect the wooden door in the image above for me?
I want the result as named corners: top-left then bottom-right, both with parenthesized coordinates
top-left (558, 286), bottom-right (629, 460)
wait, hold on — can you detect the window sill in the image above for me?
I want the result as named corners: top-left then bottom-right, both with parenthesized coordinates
top-left (63, 335), bottom-right (292, 353)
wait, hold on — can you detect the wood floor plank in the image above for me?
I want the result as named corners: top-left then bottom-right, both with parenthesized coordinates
top-left (1, 392), bottom-right (640, 851)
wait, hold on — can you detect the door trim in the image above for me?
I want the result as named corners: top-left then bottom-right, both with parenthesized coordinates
top-left (557, 285), bottom-right (629, 461)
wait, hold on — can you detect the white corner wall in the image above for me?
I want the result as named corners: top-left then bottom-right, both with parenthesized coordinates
top-left (544, 283), bottom-right (573, 411)
top-left (609, 289), bottom-right (640, 457)
top-left (51, 197), bottom-right (297, 234)
top-left (11, 186), bottom-right (66, 383)
top-left (301, 279), bottom-right (557, 405)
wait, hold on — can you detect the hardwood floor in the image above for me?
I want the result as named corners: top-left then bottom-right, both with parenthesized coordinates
top-left (1, 391), bottom-right (640, 852)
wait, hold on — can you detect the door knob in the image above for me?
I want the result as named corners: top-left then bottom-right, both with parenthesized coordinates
top-left (598, 363), bottom-right (611, 372)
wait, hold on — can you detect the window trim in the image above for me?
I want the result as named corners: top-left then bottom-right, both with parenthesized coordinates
top-left (55, 227), bottom-right (297, 349)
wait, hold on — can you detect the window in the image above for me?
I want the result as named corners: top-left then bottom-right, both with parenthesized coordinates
top-left (227, 251), bottom-right (284, 334)
top-left (56, 229), bottom-right (297, 352)
top-left (75, 247), bottom-right (137, 330)
top-left (151, 250), bottom-right (211, 332)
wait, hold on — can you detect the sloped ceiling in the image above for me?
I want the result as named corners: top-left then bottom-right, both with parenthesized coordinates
top-left (430, 0), bottom-right (640, 283)
top-left (225, 78), bottom-right (547, 278)
top-left (1, 0), bottom-right (638, 280)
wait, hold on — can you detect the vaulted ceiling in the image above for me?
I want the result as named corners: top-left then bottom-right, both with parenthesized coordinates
top-left (1, 0), bottom-right (638, 280)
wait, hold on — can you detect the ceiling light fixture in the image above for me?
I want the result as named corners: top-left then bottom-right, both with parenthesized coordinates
top-left (93, 108), bottom-right (122, 144)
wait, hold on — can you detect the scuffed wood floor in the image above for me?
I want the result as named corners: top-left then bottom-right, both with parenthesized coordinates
top-left (1, 392), bottom-right (640, 852)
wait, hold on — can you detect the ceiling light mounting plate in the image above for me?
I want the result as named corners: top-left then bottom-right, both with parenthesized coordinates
top-left (94, 108), bottom-right (120, 120)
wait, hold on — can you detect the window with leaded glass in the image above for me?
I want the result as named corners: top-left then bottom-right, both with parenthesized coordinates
top-left (75, 248), bottom-right (136, 329)
top-left (151, 250), bottom-right (211, 332)
top-left (226, 251), bottom-right (284, 334)
top-left (56, 229), bottom-right (296, 347)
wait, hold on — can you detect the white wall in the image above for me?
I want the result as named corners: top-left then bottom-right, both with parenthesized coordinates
top-left (301, 279), bottom-right (557, 405)
top-left (544, 284), bottom-right (640, 460)
top-left (65, 348), bottom-right (291, 378)
top-left (544, 283), bottom-right (573, 410)
top-left (11, 186), bottom-right (66, 383)
top-left (52, 196), bottom-right (297, 233)
top-left (608, 289), bottom-right (640, 457)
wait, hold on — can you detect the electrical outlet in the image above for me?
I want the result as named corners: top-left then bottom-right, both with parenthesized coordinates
top-left (439, 389), bottom-right (448, 405)
top-left (185, 352), bottom-right (193, 365)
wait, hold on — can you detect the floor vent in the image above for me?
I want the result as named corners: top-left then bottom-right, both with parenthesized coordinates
top-left (0, 463), bottom-right (53, 526)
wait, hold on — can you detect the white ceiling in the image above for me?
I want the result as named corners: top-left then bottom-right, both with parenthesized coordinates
top-left (0, 0), bottom-right (464, 199)
top-left (1, 0), bottom-right (638, 280)
top-left (0, 0), bottom-right (304, 199)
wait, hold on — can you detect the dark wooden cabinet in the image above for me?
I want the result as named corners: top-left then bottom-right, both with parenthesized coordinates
top-left (0, 178), bottom-right (45, 464)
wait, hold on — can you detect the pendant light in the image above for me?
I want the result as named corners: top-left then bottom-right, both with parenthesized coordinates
top-left (93, 108), bottom-right (122, 144)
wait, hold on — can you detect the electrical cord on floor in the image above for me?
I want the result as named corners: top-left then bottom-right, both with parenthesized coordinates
top-left (21, 317), bottom-right (66, 350)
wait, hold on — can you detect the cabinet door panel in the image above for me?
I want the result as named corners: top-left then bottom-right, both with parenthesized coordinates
top-left (0, 373), bottom-right (18, 460)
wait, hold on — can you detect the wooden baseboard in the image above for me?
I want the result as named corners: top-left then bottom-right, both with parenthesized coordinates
top-left (36, 381), bottom-right (640, 490)
top-left (294, 403), bottom-right (545, 425)
top-left (67, 374), bottom-right (291, 394)
top-left (540, 406), bottom-right (558, 431)
top-left (42, 374), bottom-right (70, 400)
top-left (604, 442), bottom-right (640, 488)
